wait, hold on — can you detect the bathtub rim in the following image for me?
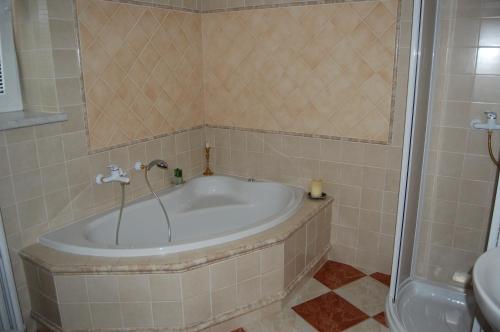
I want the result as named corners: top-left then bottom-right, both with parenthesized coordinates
top-left (20, 194), bottom-right (333, 275)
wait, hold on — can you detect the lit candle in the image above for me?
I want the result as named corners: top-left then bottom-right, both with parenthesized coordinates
top-left (310, 179), bottom-right (323, 198)
top-left (206, 141), bottom-right (210, 149)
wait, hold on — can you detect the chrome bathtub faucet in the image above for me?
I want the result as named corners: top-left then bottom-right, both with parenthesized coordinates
top-left (96, 164), bottom-right (130, 184)
top-left (95, 164), bottom-right (129, 246)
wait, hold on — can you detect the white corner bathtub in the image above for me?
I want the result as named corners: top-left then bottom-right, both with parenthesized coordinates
top-left (40, 176), bottom-right (304, 257)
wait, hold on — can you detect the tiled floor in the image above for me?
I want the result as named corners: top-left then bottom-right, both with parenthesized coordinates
top-left (236, 260), bottom-right (390, 332)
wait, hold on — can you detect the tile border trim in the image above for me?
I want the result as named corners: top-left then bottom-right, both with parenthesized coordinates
top-left (201, 0), bottom-right (382, 13)
top-left (102, 0), bottom-right (200, 12)
top-left (101, 0), bottom-right (386, 13)
top-left (206, 125), bottom-right (390, 145)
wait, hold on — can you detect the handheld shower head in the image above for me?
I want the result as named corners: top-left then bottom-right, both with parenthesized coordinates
top-left (146, 159), bottom-right (169, 171)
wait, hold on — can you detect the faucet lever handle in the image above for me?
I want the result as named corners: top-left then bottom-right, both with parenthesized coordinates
top-left (107, 164), bottom-right (127, 177)
top-left (485, 111), bottom-right (497, 120)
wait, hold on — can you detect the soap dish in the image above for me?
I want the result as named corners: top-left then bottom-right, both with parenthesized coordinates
top-left (307, 192), bottom-right (327, 200)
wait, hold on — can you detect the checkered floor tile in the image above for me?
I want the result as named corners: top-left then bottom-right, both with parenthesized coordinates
top-left (234, 260), bottom-right (391, 332)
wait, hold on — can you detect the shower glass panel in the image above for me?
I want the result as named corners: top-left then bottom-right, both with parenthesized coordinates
top-left (387, 1), bottom-right (500, 331)
top-left (414, 0), bottom-right (500, 286)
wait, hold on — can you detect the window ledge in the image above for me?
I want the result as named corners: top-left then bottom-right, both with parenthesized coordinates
top-left (0, 111), bottom-right (67, 131)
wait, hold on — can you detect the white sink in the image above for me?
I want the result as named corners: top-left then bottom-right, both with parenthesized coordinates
top-left (473, 246), bottom-right (500, 331)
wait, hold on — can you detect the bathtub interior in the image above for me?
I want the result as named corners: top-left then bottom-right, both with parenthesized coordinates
top-left (40, 176), bottom-right (304, 255)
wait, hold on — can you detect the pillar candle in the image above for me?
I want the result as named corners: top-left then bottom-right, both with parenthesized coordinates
top-left (310, 179), bottom-right (323, 198)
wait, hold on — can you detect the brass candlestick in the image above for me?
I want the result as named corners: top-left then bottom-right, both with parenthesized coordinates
top-left (203, 147), bottom-right (214, 176)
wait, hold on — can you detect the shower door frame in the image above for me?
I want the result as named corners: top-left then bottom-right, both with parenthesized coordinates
top-left (389, 0), bottom-right (439, 302)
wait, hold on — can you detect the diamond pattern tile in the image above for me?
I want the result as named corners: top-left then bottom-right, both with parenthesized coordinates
top-left (314, 261), bottom-right (366, 290)
top-left (77, 0), bottom-right (204, 151)
top-left (292, 292), bottom-right (369, 332)
top-left (344, 318), bottom-right (389, 331)
top-left (373, 312), bottom-right (388, 327)
top-left (286, 278), bottom-right (332, 309)
top-left (370, 272), bottom-right (391, 286)
top-left (334, 277), bottom-right (388, 316)
top-left (202, 1), bottom-right (397, 142)
top-left (234, 260), bottom-right (390, 331)
top-left (78, 0), bottom-right (397, 150)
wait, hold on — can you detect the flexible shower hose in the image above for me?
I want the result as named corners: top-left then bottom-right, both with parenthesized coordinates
top-left (144, 169), bottom-right (172, 242)
top-left (115, 182), bottom-right (126, 245)
top-left (487, 130), bottom-right (500, 168)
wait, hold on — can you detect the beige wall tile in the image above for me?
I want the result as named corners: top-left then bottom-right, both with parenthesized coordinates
top-left (55, 275), bottom-right (88, 303)
top-left (237, 276), bottom-right (261, 307)
top-left (152, 301), bottom-right (182, 328)
top-left (181, 266), bottom-right (209, 299)
top-left (59, 303), bottom-right (92, 330)
top-left (183, 292), bottom-right (211, 326)
top-left (121, 302), bottom-right (154, 328)
top-left (261, 244), bottom-right (284, 274)
top-left (0, 146), bottom-right (11, 177)
top-left (37, 136), bottom-right (64, 167)
top-left (8, 141), bottom-right (38, 174)
top-left (149, 274), bottom-right (181, 302)
top-left (320, 139), bottom-right (342, 162)
top-left (62, 131), bottom-right (88, 160)
top-left (38, 269), bottom-right (57, 300)
top-left (17, 197), bottom-right (46, 230)
top-left (90, 303), bottom-right (123, 329)
top-left (237, 251), bottom-right (261, 282)
top-left (212, 285), bottom-right (237, 316)
top-left (118, 275), bottom-right (151, 302)
top-left (86, 275), bottom-right (120, 302)
top-left (210, 258), bottom-right (236, 291)
top-left (262, 269), bottom-right (284, 295)
top-left (0, 176), bottom-right (15, 208)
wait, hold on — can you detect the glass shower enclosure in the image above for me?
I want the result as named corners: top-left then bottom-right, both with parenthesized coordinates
top-left (387, 0), bottom-right (500, 331)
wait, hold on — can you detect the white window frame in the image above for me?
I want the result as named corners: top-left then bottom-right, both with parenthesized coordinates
top-left (0, 0), bottom-right (23, 113)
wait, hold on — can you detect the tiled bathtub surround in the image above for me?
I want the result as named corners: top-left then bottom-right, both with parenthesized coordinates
top-left (21, 200), bottom-right (332, 331)
top-left (78, 0), bottom-right (204, 150)
top-left (203, 1), bottom-right (397, 142)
